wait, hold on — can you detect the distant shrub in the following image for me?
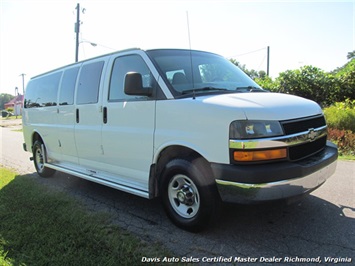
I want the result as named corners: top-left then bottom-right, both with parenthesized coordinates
top-left (323, 99), bottom-right (355, 132)
top-left (324, 100), bottom-right (355, 157)
top-left (327, 128), bottom-right (355, 156)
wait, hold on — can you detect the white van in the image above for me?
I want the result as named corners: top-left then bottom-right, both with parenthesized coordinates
top-left (23, 48), bottom-right (338, 231)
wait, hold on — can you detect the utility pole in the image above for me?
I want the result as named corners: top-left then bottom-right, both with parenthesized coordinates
top-left (19, 73), bottom-right (26, 94)
top-left (75, 3), bottom-right (80, 62)
top-left (266, 46), bottom-right (270, 76)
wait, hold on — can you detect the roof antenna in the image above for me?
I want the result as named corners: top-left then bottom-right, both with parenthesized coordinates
top-left (186, 11), bottom-right (192, 50)
top-left (186, 11), bottom-right (196, 99)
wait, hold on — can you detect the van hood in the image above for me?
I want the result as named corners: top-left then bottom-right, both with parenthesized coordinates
top-left (201, 92), bottom-right (323, 120)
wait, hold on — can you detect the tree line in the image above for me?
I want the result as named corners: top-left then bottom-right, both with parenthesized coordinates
top-left (0, 93), bottom-right (14, 110)
top-left (231, 51), bottom-right (355, 107)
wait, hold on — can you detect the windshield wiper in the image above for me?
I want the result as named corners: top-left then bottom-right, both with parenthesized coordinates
top-left (181, 87), bottom-right (228, 94)
top-left (235, 86), bottom-right (266, 92)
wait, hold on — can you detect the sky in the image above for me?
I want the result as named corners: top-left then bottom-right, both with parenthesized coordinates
top-left (0, 0), bottom-right (354, 95)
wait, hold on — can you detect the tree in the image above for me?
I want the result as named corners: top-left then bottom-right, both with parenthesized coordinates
top-left (347, 51), bottom-right (355, 60)
top-left (275, 66), bottom-right (335, 106)
top-left (254, 76), bottom-right (277, 91)
top-left (258, 70), bottom-right (266, 79)
top-left (230, 53), bottom-right (355, 106)
top-left (0, 93), bottom-right (14, 110)
top-left (334, 59), bottom-right (355, 102)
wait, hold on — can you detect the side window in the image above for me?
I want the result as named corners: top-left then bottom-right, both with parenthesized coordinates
top-left (77, 61), bottom-right (104, 104)
top-left (24, 72), bottom-right (62, 108)
top-left (59, 67), bottom-right (79, 105)
top-left (109, 55), bottom-right (152, 101)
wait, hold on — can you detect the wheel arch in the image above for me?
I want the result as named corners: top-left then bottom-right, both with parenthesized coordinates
top-left (31, 131), bottom-right (44, 150)
top-left (32, 134), bottom-right (56, 178)
top-left (149, 145), bottom-right (212, 198)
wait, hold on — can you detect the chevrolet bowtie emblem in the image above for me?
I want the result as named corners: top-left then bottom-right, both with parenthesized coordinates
top-left (307, 128), bottom-right (317, 141)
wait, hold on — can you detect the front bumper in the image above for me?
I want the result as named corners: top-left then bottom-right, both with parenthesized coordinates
top-left (212, 141), bottom-right (338, 203)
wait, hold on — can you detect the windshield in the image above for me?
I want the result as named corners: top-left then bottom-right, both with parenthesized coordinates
top-left (146, 49), bottom-right (263, 97)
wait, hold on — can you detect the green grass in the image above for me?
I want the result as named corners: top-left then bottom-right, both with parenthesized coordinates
top-left (339, 154), bottom-right (355, 161)
top-left (0, 167), bottom-right (169, 266)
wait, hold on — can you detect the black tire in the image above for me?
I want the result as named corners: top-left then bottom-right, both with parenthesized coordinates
top-left (160, 156), bottom-right (220, 232)
top-left (33, 140), bottom-right (56, 177)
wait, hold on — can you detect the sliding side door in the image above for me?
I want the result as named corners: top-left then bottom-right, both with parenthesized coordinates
top-left (74, 59), bottom-right (106, 170)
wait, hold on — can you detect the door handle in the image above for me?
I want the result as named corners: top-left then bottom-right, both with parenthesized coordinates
top-left (76, 108), bottom-right (79, 123)
top-left (103, 107), bottom-right (107, 124)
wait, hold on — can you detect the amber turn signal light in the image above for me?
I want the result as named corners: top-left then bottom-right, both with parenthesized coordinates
top-left (234, 148), bottom-right (287, 162)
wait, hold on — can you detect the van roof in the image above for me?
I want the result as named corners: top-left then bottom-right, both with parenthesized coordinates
top-left (30, 47), bottom-right (141, 80)
top-left (30, 48), bottom-right (215, 80)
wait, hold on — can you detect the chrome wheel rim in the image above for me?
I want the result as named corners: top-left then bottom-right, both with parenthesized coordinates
top-left (35, 147), bottom-right (44, 172)
top-left (168, 174), bottom-right (200, 218)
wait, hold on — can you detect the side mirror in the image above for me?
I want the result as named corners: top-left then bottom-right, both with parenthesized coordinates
top-left (124, 72), bottom-right (152, 96)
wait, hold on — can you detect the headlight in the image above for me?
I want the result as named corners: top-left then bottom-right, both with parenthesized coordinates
top-left (230, 120), bottom-right (283, 139)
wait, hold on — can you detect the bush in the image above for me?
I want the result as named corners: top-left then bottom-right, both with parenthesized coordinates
top-left (324, 100), bottom-right (355, 157)
top-left (333, 59), bottom-right (355, 102)
top-left (254, 76), bottom-right (278, 91)
top-left (275, 66), bottom-right (336, 106)
top-left (323, 99), bottom-right (355, 132)
top-left (327, 128), bottom-right (355, 157)
top-left (251, 59), bottom-right (355, 106)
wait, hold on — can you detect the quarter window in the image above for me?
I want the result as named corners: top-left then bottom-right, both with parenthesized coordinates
top-left (59, 67), bottom-right (79, 105)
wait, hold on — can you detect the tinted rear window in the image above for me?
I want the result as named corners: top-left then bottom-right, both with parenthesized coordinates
top-left (24, 72), bottom-right (62, 108)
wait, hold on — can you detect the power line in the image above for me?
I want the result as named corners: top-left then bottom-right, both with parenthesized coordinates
top-left (229, 47), bottom-right (267, 58)
top-left (229, 46), bottom-right (270, 77)
top-left (257, 54), bottom-right (267, 71)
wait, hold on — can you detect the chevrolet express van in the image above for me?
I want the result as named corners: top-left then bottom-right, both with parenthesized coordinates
top-left (23, 48), bottom-right (338, 231)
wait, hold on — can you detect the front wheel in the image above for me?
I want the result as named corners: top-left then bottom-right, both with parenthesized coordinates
top-left (33, 140), bottom-right (56, 177)
top-left (160, 157), bottom-right (220, 232)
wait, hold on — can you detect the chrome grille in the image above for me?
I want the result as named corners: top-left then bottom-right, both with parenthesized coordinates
top-left (281, 115), bottom-right (326, 135)
top-left (288, 136), bottom-right (327, 161)
top-left (282, 115), bottom-right (327, 161)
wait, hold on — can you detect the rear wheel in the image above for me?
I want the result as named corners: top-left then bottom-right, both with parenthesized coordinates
top-left (33, 140), bottom-right (56, 177)
top-left (160, 156), bottom-right (220, 232)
